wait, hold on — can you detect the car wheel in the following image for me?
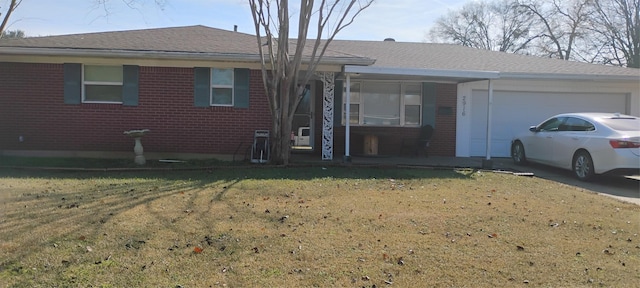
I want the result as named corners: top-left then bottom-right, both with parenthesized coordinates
top-left (511, 141), bottom-right (527, 165)
top-left (573, 150), bottom-right (595, 181)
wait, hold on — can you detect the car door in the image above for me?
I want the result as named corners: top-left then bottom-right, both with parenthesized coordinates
top-left (549, 117), bottom-right (595, 170)
top-left (525, 117), bottom-right (565, 164)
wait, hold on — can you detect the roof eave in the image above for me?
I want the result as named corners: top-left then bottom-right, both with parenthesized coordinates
top-left (501, 72), bottom-right (640, 82)
top-left (0, 47), bottom-right (262, 62)
top-left (344, 65), bottom-right (500, 81)
top-left (319, 56), bottom-right (375, 66)
top-left (0, 47), bottom-right (375, 66)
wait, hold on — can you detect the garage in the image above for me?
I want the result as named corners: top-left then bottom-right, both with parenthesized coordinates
top-left (469, 90), bottom-right (629, 157)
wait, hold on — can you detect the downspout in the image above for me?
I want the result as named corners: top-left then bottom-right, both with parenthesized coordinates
top-left (344, 73), bottom-right (352, 162)
top-left (483, 79), bottom-right (494, 169)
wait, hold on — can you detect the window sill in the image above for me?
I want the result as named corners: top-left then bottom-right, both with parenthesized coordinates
top-left (82, 101), bottom-right (124, 104)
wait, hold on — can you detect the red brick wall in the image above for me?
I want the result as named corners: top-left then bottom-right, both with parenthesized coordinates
top-left (0, 62), bottom-right (457, 158)
top-left (432, 83), bottom-right (457, 156)
top-left (0, 62), bottom-right (271, 155)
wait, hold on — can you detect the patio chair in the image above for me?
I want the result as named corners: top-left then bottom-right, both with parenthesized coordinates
top-left (399, 124), bottom-right (434, 157)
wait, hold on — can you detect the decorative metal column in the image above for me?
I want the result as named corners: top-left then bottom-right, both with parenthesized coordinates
top-left (316, 72), bottom-right (335, 160)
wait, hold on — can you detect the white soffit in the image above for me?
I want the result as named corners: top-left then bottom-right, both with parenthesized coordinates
top-left (344, 65), bottom-right (500, 82)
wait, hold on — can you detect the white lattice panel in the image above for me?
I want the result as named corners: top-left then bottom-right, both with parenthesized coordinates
top-left (317, 72), bottom-right (335, 160)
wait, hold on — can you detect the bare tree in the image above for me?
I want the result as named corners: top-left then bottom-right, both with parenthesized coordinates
top-left (249, 0), bottom-right (373, 165)
top-left (428, 0), bottom-right (539, 53)
top-left (518, 0), bottom-right (594, 60)
top-left (89, 0), bottom-right (166, 21)
top-left (0, 0), bottom-right (21, 37)
top-left (590, 0), bottom-right (640, 67)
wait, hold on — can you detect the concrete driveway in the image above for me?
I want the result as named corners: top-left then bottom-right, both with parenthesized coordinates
top-left (499, 159), bottom-right (640, 206)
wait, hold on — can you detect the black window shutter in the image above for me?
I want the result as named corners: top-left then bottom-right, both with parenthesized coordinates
top-left (234, 68), bottom-right (250, 108)
top-left (194, 67), bottom-right (211, 107)
top-left (422, 82), bottom-right (436, 127)
top-left (63, 63), bottom-right (82, 104)
top-left (333, 80), bottom-right (343, 127)
top-left (122, 65), bottom-right (139, 106)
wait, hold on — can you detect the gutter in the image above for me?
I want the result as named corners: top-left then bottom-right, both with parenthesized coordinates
top-left (500, 72), bottom-right (640, 82)
top-left (0, 47), bottom-right (375, 66)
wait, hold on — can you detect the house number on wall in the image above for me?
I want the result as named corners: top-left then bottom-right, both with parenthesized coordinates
top-left (461, 96), bottom-right (467, 116)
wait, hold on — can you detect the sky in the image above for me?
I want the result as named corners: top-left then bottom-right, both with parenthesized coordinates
top-left (4, 0), bottom-right (470, 42)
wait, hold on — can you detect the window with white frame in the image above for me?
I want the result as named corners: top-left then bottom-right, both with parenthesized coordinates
top-left (403, 83), bottom-right (422, 126)
top-left (343, 82), bottom-right (361, 125)
top-left (343, 81), bottom-right (422, 126)
top-left (211, 68), bottom-right (234, 106)
top-left (83, 65), bottom-right (123, 103)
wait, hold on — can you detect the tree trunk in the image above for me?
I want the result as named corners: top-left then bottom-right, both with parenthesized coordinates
top-left (270, 111), bottom-right (293, 165)
top-left (270, 79), bottom-right (295, 165)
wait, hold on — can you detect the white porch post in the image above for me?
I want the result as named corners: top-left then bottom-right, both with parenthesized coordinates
top-left (344, 73), bottom-right (352, 162)
top-left (483, 79), bottom-right (494, 168)
top-left (319, 72), bottom-right (335, 160)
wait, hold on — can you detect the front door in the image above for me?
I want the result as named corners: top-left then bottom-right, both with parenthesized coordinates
top-left (291, 84), bottom-right (314, 151)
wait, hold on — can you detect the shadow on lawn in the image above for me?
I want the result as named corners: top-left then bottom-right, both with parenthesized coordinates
top-left (0, 162), bottom-right (474, 285)
top-left (0, 172), bottom-right (267, 282)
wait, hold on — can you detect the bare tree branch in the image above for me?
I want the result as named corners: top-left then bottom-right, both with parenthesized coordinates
top-left (0, 0), bottom-right (22, 37)
top-left (591, 0), bottom-right (640, 67)
top-left (429, 0), bottom-right (539, 54)
top-left (249, 0), bottom-right (373, 165)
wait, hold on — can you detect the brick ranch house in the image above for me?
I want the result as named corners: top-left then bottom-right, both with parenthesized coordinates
top-left (0, 25), bottom-right (638, 162)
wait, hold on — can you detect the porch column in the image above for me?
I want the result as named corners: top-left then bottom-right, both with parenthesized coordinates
top-left (344, 73), bottom-right (352, 162)
top-left (318, 71), bottom-right (335, 160)
top-left (483, 79), bottom-right (494, 169)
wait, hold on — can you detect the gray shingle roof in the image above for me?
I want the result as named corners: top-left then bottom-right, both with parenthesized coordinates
top-left (325, 40), bottom-right (640, 78)
top-left (0, 25), bottom-right (257, 53)
top-left (1, 25), bottom-right (638, 78)
top-left (0, 25), bottom-right (364, 61)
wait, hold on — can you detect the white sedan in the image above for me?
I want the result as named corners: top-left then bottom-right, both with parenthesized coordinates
top-left (511, 112), bottom-right (640, 181)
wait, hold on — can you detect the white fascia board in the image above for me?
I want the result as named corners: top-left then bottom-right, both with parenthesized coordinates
top-left (0, 47), bottom-right (261, 62)
top-left (0, 47), bottom-right (374, 66)
top-left (315, 56), bottom-right (374, 66)
top-left (344, 65), bottom-right (500, 79)
top-left (501, 72), bottom-right (640, 82)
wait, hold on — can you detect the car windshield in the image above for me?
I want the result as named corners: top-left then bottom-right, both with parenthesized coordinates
top-left (599, 117), bottom-right (640, 131)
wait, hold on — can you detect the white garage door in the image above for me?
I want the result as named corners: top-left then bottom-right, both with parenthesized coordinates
top-left (470, 90), bottom-right (628, 157)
